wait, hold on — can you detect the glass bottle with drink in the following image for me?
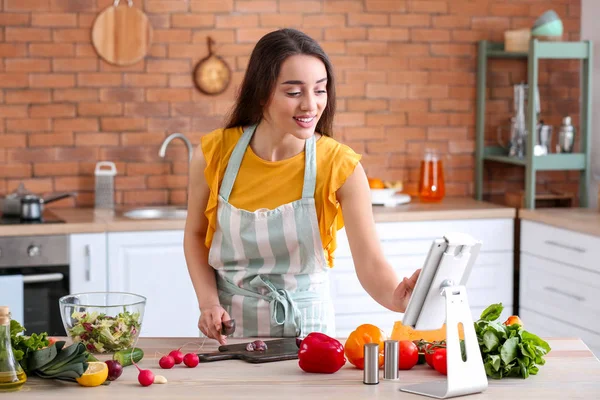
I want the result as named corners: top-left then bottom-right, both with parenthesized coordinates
top-left (0, 306), bottom-right (27, 392)
top-left (418, 148), bottom-right (445, 202)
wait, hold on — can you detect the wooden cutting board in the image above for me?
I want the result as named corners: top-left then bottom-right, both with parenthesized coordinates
top-left (197, 338), bottom-right (298, 364)
top-left (91, 1), bottom-right (152, 66)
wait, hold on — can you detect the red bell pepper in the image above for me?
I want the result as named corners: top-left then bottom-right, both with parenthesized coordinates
top-left (298, 332), bottom-right (346, 374)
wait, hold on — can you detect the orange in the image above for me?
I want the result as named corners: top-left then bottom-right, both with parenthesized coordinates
top-left (368, 177), bottom-right (385, 189)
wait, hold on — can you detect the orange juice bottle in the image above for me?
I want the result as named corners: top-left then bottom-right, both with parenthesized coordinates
top-left (418, 149), bottom-right (445, 202)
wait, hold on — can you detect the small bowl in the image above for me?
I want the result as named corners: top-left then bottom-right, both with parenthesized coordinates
top-left (59, 292), bottom-right (146, 353)
top-left (532, 20), bottom-right (564, 38)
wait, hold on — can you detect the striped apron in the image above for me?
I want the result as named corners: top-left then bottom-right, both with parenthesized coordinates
top-left (208, 125), bottom-right (336, 338)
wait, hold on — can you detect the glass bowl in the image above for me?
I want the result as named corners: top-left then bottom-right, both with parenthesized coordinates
top-left (59, 292), bottom-right (146, 353)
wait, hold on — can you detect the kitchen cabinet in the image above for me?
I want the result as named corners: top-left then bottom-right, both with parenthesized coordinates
top-left (69, 233), bottom-right (107, 294)
top-left (330, 218), bottom-right (515, 337)
top-left (107, 230), bottom-right (199, 338)
top-left (520, 220), bottom-right (600, 356)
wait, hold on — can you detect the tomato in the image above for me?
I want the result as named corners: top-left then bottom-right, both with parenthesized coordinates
top-left (398, 340), bottom-right (419, 370)
top-left (432, 348), bottom-right (447, 375)
top-left (424, 342), bottom-right (445, 369)
top-left (424, 344), bottom-right (436, 368)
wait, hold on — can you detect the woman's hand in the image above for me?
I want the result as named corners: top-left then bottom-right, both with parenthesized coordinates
top-left (393, 269), bottom-right (421, 312)
top-left (199, 304), bottom-right (231, 345)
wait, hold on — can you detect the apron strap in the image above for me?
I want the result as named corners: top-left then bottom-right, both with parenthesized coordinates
top-left (301, 135), bottom-right (317, 199)
top-left (219, 125), bottom-right (256, 201)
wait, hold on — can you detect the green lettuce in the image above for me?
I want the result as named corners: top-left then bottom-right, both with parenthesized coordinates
top-left (474, 303), bottom-right (551, 379)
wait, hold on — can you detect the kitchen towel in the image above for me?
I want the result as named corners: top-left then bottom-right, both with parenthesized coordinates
top-left (0, 274), bottom-right (24, 324)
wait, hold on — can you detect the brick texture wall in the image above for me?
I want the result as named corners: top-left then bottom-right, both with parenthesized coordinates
top-left (0, 0), bottom-right (581, 208)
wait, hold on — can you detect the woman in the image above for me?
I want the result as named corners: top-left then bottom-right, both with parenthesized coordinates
top-left (184, 28), bottom-right (420, 344)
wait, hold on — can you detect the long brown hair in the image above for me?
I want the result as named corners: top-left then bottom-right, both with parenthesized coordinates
top-left (225, 28), bottom-right (336, 137)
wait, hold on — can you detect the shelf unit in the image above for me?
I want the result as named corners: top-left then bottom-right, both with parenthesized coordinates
top-left (475, 39), bottom-right (593, 209)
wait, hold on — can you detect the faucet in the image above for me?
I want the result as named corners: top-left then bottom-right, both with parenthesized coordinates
top-left (159, 133), bottom-right (193, 163)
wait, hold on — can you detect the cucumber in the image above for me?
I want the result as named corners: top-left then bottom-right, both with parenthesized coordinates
top-left (113, 348), bottom-right (144, 367)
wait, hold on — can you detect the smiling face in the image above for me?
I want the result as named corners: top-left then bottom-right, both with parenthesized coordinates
top-left (262, 54), bottom-right (328, 140)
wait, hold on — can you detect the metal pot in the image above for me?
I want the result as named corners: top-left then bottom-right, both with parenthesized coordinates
top-left (20, 193), bottom-right (76, 220)
top-left (1, 183), bottom-right (31, 216)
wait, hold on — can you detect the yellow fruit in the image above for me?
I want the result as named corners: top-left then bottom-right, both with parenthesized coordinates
top-left (384, 180), bottom-right (403, 191)
top-left (391, 321), bottom-right (464, 342)
top-left (76, 361), bottom-right (108, 387)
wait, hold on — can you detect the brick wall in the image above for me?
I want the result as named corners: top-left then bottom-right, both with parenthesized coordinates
top-left (0, 0), bottom-right (581, 207)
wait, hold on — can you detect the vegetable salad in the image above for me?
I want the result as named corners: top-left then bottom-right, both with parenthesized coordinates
top-left (68, 310), bottom-right (141, 353)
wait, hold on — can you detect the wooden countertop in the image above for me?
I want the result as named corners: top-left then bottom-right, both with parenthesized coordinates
top-left (14, 337), bottom-right (600, 399)
top-left (0, 198), bottom-right (515, 237)
top-left (519, 208), bottom-right (600, 237)
top-left (373, 197), bottom-right (515, 222)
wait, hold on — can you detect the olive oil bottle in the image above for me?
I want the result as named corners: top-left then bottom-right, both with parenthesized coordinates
top-left (0, 306), bottom-right (27, 392)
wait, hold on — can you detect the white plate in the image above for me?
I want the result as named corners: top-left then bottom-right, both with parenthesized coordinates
top-left (371, 190), bottom-right (411, 207)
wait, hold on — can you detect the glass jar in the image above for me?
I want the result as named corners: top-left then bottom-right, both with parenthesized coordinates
top-left (0, 306), bottom-right (27, 392)
top-left (418, 149), bottom-right (445, 202)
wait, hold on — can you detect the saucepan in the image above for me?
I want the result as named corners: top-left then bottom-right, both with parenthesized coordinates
top-left (19, 192), bottom-right (76, 220)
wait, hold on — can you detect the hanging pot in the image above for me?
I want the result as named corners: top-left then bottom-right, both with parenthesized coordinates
top-left (20, 193), bottom-right (76, 221)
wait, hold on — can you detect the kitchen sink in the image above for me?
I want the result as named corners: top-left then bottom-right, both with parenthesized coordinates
top-left (122, 207), bottom-right (187, 220)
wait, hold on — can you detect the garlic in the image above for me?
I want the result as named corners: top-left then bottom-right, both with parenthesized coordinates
top-left (154, 375), bottom-right (168, 384)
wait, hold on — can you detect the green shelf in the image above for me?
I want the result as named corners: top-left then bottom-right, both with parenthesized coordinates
top-left (483, 151), bottom-right (586, 171)
top-left (475, 39), bottom-right (593, 209)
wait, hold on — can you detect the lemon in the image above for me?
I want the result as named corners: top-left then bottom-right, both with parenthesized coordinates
top-left (76, 361), bottom-right (108, 387)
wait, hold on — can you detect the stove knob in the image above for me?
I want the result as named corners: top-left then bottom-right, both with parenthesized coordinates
top-left (27, 245), bottom-right (40, 257)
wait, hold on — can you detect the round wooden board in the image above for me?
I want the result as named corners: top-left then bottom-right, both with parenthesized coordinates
top-left (194, 55), bottom-right (232, 95)
top-left (91, 5), bottom-right (153, 66)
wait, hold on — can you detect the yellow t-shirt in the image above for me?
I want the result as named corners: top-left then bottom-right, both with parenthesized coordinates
top-left (201, 126), bottom-right (362, 267)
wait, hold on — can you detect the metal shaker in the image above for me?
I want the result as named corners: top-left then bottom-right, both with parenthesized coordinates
top-left (383, 340), bottom-right (399, 380)
top-left (363, 343), bottom-right (379, 385)
top-left (557, 116), bottom-right (575, 153)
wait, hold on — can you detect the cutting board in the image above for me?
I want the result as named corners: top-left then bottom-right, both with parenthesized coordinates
top-left (91, 1), bottom-right (153, 66)
top-left (197, 338), bottom-right (298, 364)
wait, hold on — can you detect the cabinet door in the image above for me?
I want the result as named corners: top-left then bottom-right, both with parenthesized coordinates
top-left (107, 230), bottom-right (199, 338)
top-left (69, 233), bottom-right (107, 294)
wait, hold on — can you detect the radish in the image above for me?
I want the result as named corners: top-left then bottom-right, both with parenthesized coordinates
top-left (134, 364), bottom-right (155, 387)
top-left (159, 355), bottom-right (175, 369)
top-left (169, 349), bottom-right (184, 365)
top-left (183, 353), bottom-right (199, 368)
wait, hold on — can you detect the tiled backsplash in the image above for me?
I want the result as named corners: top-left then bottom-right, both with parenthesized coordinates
top-left (0, 0), bottom-right (581, 207)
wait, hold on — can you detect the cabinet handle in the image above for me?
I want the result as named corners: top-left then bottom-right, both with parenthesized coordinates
top-left (85, 245), bottom-right (92, 282)
top-left (543, 286), bottom-right (585, 302)
top-left (24, 273), bottom-right (64, 284)
top-left (543, 240), bottom-right (586, 254)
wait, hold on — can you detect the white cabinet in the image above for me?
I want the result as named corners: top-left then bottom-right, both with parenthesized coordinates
top-left (107, 230), bottom-right (199, 338)
top-left (69, 233), bottom-right (107, 294)
top-left (330, 218), bottom-right (515, 337)
top-left (520, 220), bottom-right (600, 356)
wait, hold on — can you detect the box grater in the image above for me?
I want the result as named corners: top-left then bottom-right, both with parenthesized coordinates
top-left (94, 161), bottom-right (117, 209)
